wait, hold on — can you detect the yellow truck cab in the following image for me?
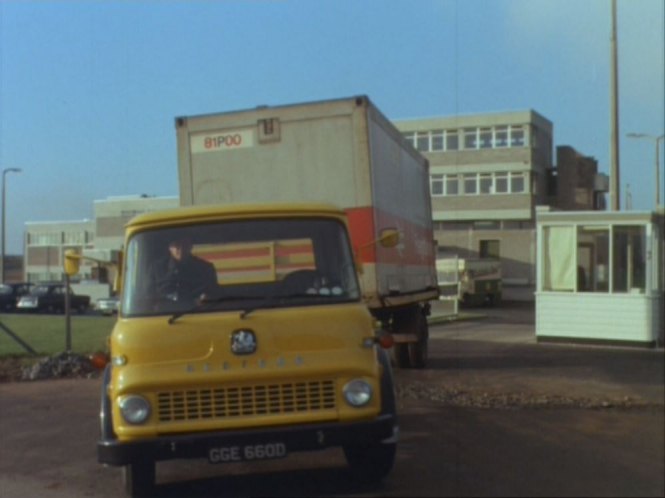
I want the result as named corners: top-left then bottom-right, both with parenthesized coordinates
top-left (97, 203), bottom-right (398, 497)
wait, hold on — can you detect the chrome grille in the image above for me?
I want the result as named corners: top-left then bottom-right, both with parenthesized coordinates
top-left (157, 380), bottom-right (336, 422)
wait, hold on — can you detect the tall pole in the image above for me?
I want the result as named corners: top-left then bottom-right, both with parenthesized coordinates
top-left (609, 0), bottom-right (621, 211)
top-left (627, 133), bottom-right (665, 208)
top-left (1, 168), bottom-right (22, 283)
top-left (656, 136), bottom-right (663, 207)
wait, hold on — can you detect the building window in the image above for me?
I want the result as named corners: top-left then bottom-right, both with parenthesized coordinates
top-left (64, 232), bottom-right (85, 245)
top-left (430, 175), bottom-right (444, 196)
top-left (543, 226), bottom-right (575, 291)
top-left (480, 240), bottom-right (500, 258)
top-left (464, 128), bottom-right (477, 149)
top-left (416, 132), bottom-right (429, 152)
top-left (495, 173), bottom-right (508, 193)
top-left (28, 232), bottom-right (62, 246)
top-left (399, 123), bottom-right (540, 152)
top-left (544, 224), bottom-right (648, 294)
top-left (475, 221), bottom-right (501, 230)
top-left (612, 226), bottom-right (646, 293)
top-left (446, 130), bottom-right (459, 151)
top-left (446, 176), bottom-right (459, 195)
top-left (479, 128), bottom-right (492, 149)
top-left (510, 126), bottom-right (525, 147)
top-left (463, 174), bottom-right (477, 194)
top-left (577, 226), bottom-right (610, 292)
top-left (437, 171), bottom-right (530, 196)
top-left (479, 174), bottom-right (492, 194)
top-left (431, 130), bottom-right (444, 151)
top-left (495, 126), bottom-right (508, 147)
top-left (511, 173), bottom-right (526, 193)
top-left (27, 271), bottom-right (62, 283)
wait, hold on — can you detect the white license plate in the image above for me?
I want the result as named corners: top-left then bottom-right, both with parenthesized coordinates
top-left (208, 442), bottom-right (287, 463)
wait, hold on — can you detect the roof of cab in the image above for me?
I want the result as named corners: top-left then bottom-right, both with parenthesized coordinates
top-left (125, 202), bottom-right (347, 229)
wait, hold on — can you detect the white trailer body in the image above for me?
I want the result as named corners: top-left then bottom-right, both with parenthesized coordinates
top-left (176, 96), bottom-right (438, 312)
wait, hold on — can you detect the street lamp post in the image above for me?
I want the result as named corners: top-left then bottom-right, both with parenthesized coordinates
top-left (1, 168), bottom-right (22, 283)
top-left (627, 133), bottom-right (665, 207)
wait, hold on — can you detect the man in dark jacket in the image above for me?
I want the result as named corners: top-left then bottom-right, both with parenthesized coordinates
top-left (151, 238), bottom-right (218, 303)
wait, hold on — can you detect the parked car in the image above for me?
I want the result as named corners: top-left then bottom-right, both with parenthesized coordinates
top-left (96, 296), bottom-right (119, 316)
top-left (16, 283), bottom-right (91, 314)
top-left (0, 282), bottom-right (34, 312)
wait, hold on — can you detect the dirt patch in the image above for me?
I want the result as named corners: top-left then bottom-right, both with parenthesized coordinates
top-left (395, 379), bottom-right (660, 411)
top-left (0, 353), bottom-right (104, 382)
top-left (0, 356), bottom-right (36, 382)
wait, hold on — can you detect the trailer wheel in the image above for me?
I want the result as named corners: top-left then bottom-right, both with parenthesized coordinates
top-left (407, 311), bottom-right (428, 369)
top-left (392, 306), bottom-right (428, 369)
top-left (391, 343), bottom-right (411, 368)
top-left (122, 461), bottom-right (155, 498)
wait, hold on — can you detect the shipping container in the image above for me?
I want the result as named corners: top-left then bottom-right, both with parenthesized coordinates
top-left (176, 95), bottom-right (438, 317)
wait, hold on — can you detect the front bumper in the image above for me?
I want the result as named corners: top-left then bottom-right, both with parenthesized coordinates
top-left (98, 414), bottom-right (397, 466)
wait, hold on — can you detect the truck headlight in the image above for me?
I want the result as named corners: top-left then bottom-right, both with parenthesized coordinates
top-left (118, 395), bottom-right (151, 424)
top-left (343, 379), bottom-right (373, 407)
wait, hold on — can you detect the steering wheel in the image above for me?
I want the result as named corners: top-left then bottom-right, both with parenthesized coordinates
top-left (281, 270), bottom-right (322, 294)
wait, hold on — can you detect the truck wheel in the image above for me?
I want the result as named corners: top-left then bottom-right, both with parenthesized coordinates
top-left (408, 311), bottom-right (428, 369)
top-left (392, 306), bottom-right (428, 369)
top-left (391, 343), bottom-right (411, 368)
top-left (122, 461), bottom-right (155, 498)
top-left (345, 348), bottom-right (398, 481)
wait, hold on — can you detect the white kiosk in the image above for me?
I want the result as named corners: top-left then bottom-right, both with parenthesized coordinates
top-left (536, 208), bottom-right (664, 347)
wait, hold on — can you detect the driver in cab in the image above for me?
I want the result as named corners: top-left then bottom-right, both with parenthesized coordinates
top-left (150, 237), bottom-right (218, 304)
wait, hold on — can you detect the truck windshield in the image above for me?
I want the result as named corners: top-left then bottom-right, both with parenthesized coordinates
top-left (121, 217), bottom-right (361, 317)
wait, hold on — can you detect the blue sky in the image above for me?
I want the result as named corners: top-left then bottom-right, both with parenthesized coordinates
top-left (1, 0), bottom-right (663, 254)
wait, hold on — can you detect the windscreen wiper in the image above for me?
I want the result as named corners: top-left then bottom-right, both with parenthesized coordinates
top-left (169, 292), bottom-right (339, 324)
top-left (238, 292), bottom-right (327, 319)
top-left (168, 295), bottom-right (256, 324)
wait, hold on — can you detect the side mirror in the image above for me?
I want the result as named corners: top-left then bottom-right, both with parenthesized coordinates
top-left (63, 249), bottom-right (81, 276)
top-left (353, 228), bottom-right (400, 274)
top-left (379, 228), bottom-right (400, 248)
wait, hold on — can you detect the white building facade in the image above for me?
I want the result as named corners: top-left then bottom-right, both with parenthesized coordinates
top-left (394, 110), bottom-right (607, 289)
top-left (23, 195), bottom-right (178, 285)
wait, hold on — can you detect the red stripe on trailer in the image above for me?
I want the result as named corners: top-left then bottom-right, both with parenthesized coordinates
top-left (345, 206), bottom-right (435, 267)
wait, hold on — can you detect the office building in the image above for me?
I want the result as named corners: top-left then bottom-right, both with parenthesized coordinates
top-left (394, 110), bottom-right (607, 287)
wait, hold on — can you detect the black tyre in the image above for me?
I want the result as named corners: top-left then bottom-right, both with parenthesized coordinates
top-left (99, 366), bottom-right (115, 440)
top-left (392, 306), bottom-right (428, 369)
top-left (408, 311), bottom-right (428, 369)
top-left (391, 342), bottom-right (411, 368)
top-left (122, 461), bottom-right (155, 498)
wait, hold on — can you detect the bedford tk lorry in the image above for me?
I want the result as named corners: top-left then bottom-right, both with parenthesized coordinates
top-left (176, 95), bottom-right (439, 369)
top-left (97, 203), bottom-right (399, 497)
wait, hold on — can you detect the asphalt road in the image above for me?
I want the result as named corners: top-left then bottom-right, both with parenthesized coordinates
top-left (1, 304), bottom-right (663, 497)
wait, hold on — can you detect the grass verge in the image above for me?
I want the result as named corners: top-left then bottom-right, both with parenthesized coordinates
top-left (0, 313), bottom-right (114, 357)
